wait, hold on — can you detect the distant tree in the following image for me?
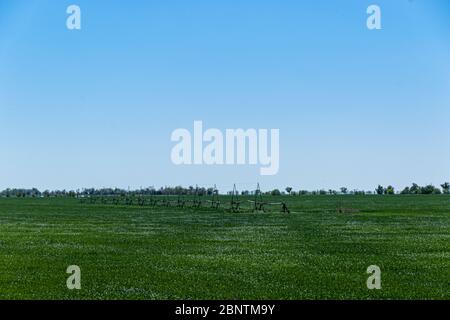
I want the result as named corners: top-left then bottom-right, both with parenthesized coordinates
top-left (340, 187), bottom-right (348, 194)
top-left (421, 184), bottom-right (436, 195)
top-left (175, 186), bottom-right (185, 195)
top-left (441, 182), bottom-right (450, 194)
top-left (285, 187), bottom-right (292, 195)
top-left (271, 189), bottom-right (281, 196)
top-left (400, 187), bottom-right (410, 195)
top-left (410, 183), bottom-right (420, 194)
top-left (375, 185), bottom-right (384, 195)
top-left (385, 185), bottom-right (395, 195)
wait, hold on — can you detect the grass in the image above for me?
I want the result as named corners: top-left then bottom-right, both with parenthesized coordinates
top-left (0, 195), bottom-right (449, 300)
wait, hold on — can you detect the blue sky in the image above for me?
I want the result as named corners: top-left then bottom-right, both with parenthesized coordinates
top-left (1, 0), bottom-right (449, 192)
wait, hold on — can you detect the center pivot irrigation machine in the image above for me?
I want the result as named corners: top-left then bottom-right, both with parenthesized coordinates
top-left (79, 184), bottom-right (290, 214)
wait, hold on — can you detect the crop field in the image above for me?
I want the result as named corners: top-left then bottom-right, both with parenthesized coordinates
top-left (0, 195), bottom-right (449, 300)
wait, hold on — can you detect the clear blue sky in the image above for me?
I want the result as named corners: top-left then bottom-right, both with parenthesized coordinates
top-left (1, 0), bottom-right (449, 192)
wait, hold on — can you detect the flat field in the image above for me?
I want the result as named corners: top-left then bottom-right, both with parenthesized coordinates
top-left (0, 195), bottom-right (448, 299)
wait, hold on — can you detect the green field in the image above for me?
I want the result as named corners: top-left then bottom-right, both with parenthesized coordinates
top-left (0, 195), bottom-right (448, 300)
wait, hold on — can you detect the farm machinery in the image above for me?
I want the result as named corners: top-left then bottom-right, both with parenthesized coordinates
top-left (79, 184), bottom-right (290, 214)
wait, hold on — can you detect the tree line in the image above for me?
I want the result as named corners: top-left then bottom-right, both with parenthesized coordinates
top-left (0, 182), bottom-right (449, 198)
top-left (0, 186), bottom-right (214, 198)
top-left (281, 182), bottom-right (450, 196)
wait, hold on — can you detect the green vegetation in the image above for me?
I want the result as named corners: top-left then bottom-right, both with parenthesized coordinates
top-left (2, 181), bottom-right (450, 198)
top-left (0, 195), bottom-right (449, 300)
